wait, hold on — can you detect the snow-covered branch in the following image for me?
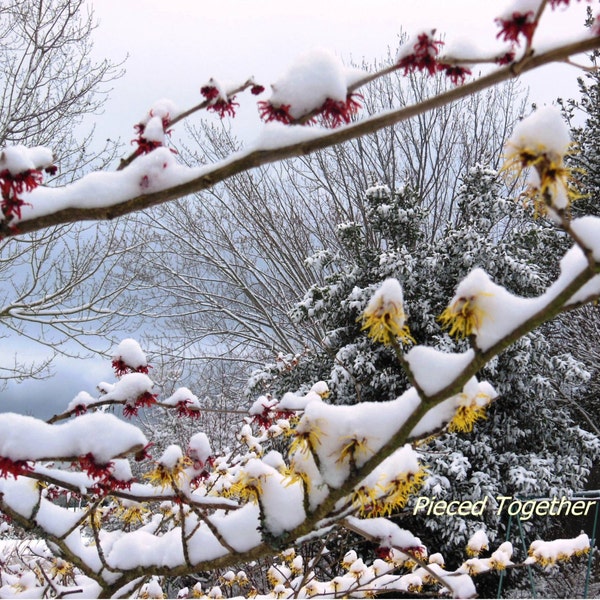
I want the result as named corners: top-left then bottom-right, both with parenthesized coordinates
top-left (1, 34), bottom-right (599, 239)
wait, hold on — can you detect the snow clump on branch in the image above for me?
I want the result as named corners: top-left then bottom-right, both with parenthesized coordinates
top-left (259, 48), bottom-right (366, 125)
top-left (503, 105), bottom-right (575, 216)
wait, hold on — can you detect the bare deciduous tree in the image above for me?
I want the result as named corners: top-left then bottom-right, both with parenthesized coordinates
top-left (0, 0), bottom-right (140, 386)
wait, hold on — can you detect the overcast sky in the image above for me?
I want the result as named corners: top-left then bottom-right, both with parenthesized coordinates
top-left (2, 0), bottom-right (594, 417)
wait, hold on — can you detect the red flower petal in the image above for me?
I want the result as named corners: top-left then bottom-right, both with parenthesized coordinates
top-left (0, 456), bottom-right (33, 479)
top-left (258, 101), bottom-right (294, 124)
top-left (495, 12), bottom-right (537, 45)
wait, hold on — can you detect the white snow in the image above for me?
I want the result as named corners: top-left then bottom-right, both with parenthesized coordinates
top-left (158, 445), bottom-right (183, 469)
top-left (406, 347), bottom-right (475, 396)
top-left (99, 372), bottom-right (154, 403)
top-left (253, 122), bottom-right (328, 150)
top-left (443, 267), bottom-right (541, 351)
top-left (529, 533), bottom-right (589, 565)
top-left (506, 105), bottom-right (570, 158)
top-left (109, 458), bottom-right (134, 483)
top-left (300, 388), bottom-right (421, 487)
top-left (441, 38), bottom-right (483, 63)
top-left (11, 122), bottom-right (341, 228)
top-left (18, 147), bottom-right (191, 220)
top-left (244, 459), bottom-right (305, 535)
top-left (467, 529), bottom-right (489, 555)
top-left (0, 145), bottom-right (54, 174)
top-left (570, 216), bottom-right (600, 262)
top-left (66, 390), bottom-right (97, 413)
top-left (249, 395), bottom-right (278, 415)
top-left (266, 48), bottom-right (357, 118)
top-left (107, 527), bottom-right (185, 569)
top-left (545, 244), bottom-right (600, 307)
top-left (142, 115), bottom-right (166, 143)
top-left (359, 443), bottom-right (422, 497)
top-left (345, 516), bottom-right (423, 549)
top-left (187, 432), bottom-right (212, 465)
top-left (496, 0), bottom-right (543, 20)
top-left (396, 29), bottom-right (437, 60)
top-left (0, 412), bottom-right (147, 463)
top-left (277, 382), bottom-right (328, 410)
top-left (409, 377), bottom-right (496, 438)
top-left (139, 98), bottom-right (178, 125)
top-left (163, 387), bottom-right (201, 410)
top-left (364, 277), bottom-right (406, 318)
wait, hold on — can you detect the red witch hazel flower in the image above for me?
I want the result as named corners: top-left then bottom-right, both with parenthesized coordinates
top-left (131, 131), bottom-right (162, 156)
top-left (112, 338), bottom-right (151, 376)
top-left (251, 403), bottom-right (276, 429)
top-left (190, 456), bottom-right (215, 484)
top-left (0, 456), bottom-right (33, 479)
top-left (122, 402), bottom-right (139, 419)
top-left (439, 64), bottom-right (472, 86)
top-left (594, 13), bottom-right (600, 36)
top-left (123, 391), bottom-right (158, 419)
top-left (495, 11), bottom-right (538, 45)
top-left (175, 399), bottom-right (201, 419)
top-left (208, 97), bottom-right (239, 118)
top-left (136, 391), bottom-right (158, 408)
top-left (0, 145), bottom-right (55, 226)
top-left (72, 403), bottom-right (88, 417)
top-left (0, 170), bottom-right (41, 221)
top-left (78, 453), bottom-right (114, 480)
top-left (130, 102), bottom-right (178, 158)
top-left (495, 50), bottom-right (517, 65)
top-left (201, 84), bottom-right (239, 118)
top-left (200, 85), bottom-right (220, 101)
top-left (258, 101), bottom-right (294, 124)
top-left (164, 387), bottom-right (201, 418)
top-left (131, 114), bottom-right (175, 157)
top-left (397, 30), bottom-right (444, 76)
top-left (112, 358), bottom-right (151, 376)
top-left (318, 93), bottom-right (363, 127)
top-left (77, 454), bottom-right (133, 495)
top-left (135, 442), bottom-right (154, 462)
top-left (376, 546), bottom-right (393, 561)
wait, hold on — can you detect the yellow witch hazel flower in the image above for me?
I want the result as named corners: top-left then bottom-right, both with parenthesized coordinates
top-left (50, 558), bottom-right (75, 584)
top-left (353, 444), bottom-right (427, 517)
top-left (337, 435), bottom-right (372, 465)
top-left (449, 379), bottom-right (496, 433)
top-left (115, 499), bottom-right (149, 527)
top-left (145, 445), bottom-right (192, 490)
top-left (378, 466), bottom-right (428, 516)
top-left (359, 278), bottom-right (415, 346)
top-left (528, 533), bottom-right (590, 567)
top-left (229, 472), bottom-right (264, 503)
top-left (439, 268), bottom-right (493, 340)
top-left (289, 418), bottom-right (324, 456)
top-left (466, 529), bottom-right (489, 557)
top-left (503, 106), bottom-right (578, 216)
top-left (439, 295), bottom-right (485, 339)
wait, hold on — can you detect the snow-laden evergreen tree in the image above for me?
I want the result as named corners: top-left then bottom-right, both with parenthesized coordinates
top-left (553, 48), bottom-right (600, 451)
top-left (248, 166), bottom-right (600, 568)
